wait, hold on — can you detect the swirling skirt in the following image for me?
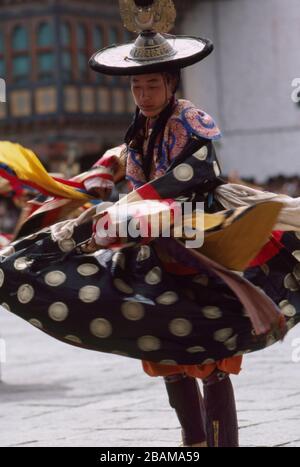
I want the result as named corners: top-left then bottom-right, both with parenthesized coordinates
top-left (0, 222), bottom-right (299, 367)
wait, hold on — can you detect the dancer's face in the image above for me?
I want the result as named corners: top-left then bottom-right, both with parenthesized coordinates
top-left (131, 73), bottom-right (175, 117)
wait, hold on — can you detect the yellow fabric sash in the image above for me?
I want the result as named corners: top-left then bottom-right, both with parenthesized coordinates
top-left (0, 141), bottom-right (90, 201)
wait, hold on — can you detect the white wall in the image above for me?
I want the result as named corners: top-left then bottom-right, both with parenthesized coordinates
top-left (181, 0), bottom-right (300, 181)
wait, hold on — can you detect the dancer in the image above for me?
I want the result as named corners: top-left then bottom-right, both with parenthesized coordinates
top-left (0, 0), bottom-right (299, 448)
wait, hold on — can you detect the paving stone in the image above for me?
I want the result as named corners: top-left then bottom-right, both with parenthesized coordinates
top-left (1, 308), bottom-right (299, 447)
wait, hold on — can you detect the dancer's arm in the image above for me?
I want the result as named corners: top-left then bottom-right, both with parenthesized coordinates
top-left (50, 204), bottom-right (98, 243)
top-left (87, 135), bottom-right (223, 250)
top-left (81, 144), bottom-right (127, 199)
top-left (95, 135), bottom-right (222, 211)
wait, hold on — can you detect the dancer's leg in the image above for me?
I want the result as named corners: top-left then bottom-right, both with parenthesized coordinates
top-left (163, 372), bottom-right (207, 447)
top-left (203, 370), bottom-right (239, 447)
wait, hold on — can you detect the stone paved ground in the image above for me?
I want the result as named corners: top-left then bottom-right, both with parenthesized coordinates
top-left (1, 308), bottom-right (300, 447)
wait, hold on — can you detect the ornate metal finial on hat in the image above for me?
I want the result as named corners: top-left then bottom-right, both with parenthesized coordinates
top-left (119, 0), bottom-right (177, 62)
top-left (119, 0), bottom-right (176, 34)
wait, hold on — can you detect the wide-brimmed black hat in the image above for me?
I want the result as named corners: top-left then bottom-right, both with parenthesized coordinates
top-left (89, 0), bottom-right (213, 76)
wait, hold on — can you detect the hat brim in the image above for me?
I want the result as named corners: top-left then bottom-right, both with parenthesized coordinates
top-left (89, 36), bottom-right (213, 76)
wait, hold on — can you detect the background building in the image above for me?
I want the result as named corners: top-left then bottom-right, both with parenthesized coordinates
top-left (0, 0), bottom-right (190, 234)
top-left (0, 0), bottom-right (137, 173)
top-left (183, 0), bottom-right (300, 182)
top-left (0, 0), bottom-right (299, 183)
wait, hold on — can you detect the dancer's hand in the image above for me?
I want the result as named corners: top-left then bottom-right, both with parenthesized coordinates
top-left (83, 176), bottom-right (114, 200)
top-left (80, 234), bottom-right (117, 253)
top-left (51, 218), bottom-right (79, 242)
top-left (51, 205), bottom-right (100, 243)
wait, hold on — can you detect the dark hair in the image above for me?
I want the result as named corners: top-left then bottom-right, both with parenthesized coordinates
top-left (163, 70), bottom-right (181, 93)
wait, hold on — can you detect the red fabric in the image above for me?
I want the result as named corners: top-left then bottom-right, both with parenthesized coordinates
top-left (42, 209), bottom-right (65, 230)
top-left (163, 261), bottom-right (198, 275)
top-left (52, 177), bottom-right (84, 190)
top-left (249, 230), bottom-right (284, 267)
top-left (93, 155), bottom-right (117, 168)
top-left (136, 182), bottom-right (163, 200)
top-left (82, 173), bottom-right (113, 182)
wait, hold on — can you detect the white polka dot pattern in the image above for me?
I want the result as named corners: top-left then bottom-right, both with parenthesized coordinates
top-left (214, 328), bottom-right (233, 342)
top-left (64, 335), bottom-right (82, 344)
top-left (90, 318), bottom-right (112, 338)
top-left (17, 284), bottom-right (34, 303)
top-left (193, 146), bottom-right (208, 161)
top-left (121, 301), bottom-right (145, 321)
top-left (29, 318), bottom-right (43, 329)
top-left (156, 291), bottom-right (178, 305)
top-left (79, 286), bottom-right (101, 303)
top-left (173, 164), bottom-right (194, 182)
top-left (169, 318), bottom-right (192, 337)
top-left (0, 269), bottom-right (4, 287)
top-left (44, 271), bottom-right (66, 287)
top-left (145, 267), bottom-right (162, 285)
top-left (77, 263), bottom-right (99, 276)
top-left (137, 335), bottom-right (161, 351)
top-left (58, 238), bottom-right (76, 252)
top-left (202, 306), bottom-right (222, 319)
top-left (48, 302), bottom-right (69, 321)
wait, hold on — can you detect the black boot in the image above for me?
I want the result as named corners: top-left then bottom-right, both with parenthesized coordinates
top-left (203, 370), bottom-right (239, 447)
top-left (164, 373), bottom-right (207, 446)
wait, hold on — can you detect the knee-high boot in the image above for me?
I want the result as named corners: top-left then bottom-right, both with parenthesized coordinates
top-left (163, 373), bottom-right (207, 447)
top-left (203, 370), bottom-right (239, 447)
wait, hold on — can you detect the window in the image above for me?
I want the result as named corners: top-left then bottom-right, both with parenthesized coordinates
top-left (38, 52), bottom-right (55, 82)
top-left (64, 86), bottom-right (79, 113)
top-left (61, 22), bottom-right (71, 47)
top-left (77, 24), bottom-right (89, 81)
top-left (93, 26), bottom-right (104, 83)
top-left (0, 30), bottom-right (4, 78)
top-left (112, 88), bottom-right (125, 114)
top-left (36, 22), bottom-right (55, 82)
top-left (12, 25), bottom-right (30, 83)
top-left (77, 24), bottom-right (87, 49)
top-left (109, 27), bottom-right (119, 45)
top-left (12, 25), bottom-right (28, 51)
top-left (60, 22), bottom-right (72, 81)
top-left (108, 27), bottom-right (120, 84)
top-left (12, 56), bottom-right (30, 84)
top-left (35, 87), bottom-right (57, 114)
top-left (78, 52), bottom-right (86, 77)
top-left (81, 87), bottom-right (95, 113)
top-left (97, 87), bottom-right (110, 113)
top-left (93, 26), bottom-right (103, 50)
top-left (10, 90), bottom-right (31, 117)
top-left (37, 23), bottom-right (54, 47)
top-left (62, 51), bottom-right (72, 81)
